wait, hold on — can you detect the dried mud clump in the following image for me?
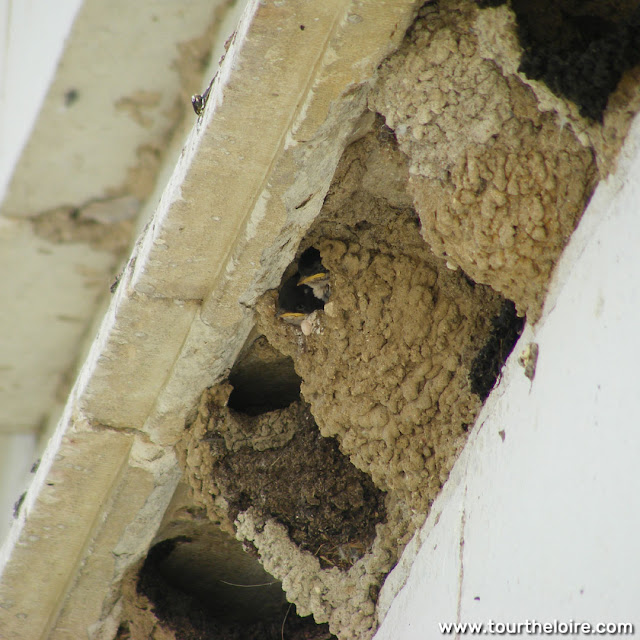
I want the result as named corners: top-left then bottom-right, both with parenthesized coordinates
top-left (370, 0), bottom-right (598, 319)
top-left (180, 378), bottom-right (400, 639)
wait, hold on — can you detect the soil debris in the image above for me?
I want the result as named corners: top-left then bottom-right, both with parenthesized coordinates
top-left (470, 300), bottom-right (525, 400)
top-left (205, 398), bottom-right (386, 571)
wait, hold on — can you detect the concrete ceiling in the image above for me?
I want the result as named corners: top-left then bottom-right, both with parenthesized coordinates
top-left (0, 0), bottom-right (239, 438)
top-left (0, 0), bottom-right (243, 538)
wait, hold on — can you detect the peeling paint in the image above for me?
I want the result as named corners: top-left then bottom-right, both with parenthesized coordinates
top-left (115, 91), bottom-right (162, 128)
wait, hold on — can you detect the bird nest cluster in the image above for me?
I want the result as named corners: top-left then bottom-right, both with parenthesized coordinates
top-left (178, 123), bottom-right (518, 639)
top-left (138, 0), bottom-right (640, 637)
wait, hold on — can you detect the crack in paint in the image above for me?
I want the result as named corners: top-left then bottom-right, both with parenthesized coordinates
top-left (455, 485), bottom-right (468, 639)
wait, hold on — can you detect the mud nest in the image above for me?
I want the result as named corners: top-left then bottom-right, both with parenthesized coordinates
top-left (205, 399), bottom-right (386, 570)
top-left (177, 120), bottom-right (535, 640)
top-left (370, 0), bottom-right (597, 319)
top-left (257, 129), bottom-right (508, 512)
top-left (122, 2), bottom-right (639, 638)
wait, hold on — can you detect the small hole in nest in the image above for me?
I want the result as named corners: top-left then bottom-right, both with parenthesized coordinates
top-left (276, 247), bottom-right (330, 326)
top-left (469, 300), bottom-right (525, 400)
top-left (227, 338), bottom-right (302, 416)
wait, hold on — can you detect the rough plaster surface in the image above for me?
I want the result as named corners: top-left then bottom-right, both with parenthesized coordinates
top-left (0, 412), bottom-right (131, 639)
top-left (370, 1), bottom-right (599, 320)
top-left (0, 219), bottom-right (116, 434)
top-left (52, 444), bottom-right (181, 640)
top-left (75, 253), bottom-right (201, 430)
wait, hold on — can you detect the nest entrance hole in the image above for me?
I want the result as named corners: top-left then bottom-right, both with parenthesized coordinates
top-left (509, 0), bottom-right (640, 121)
top-left (469, 300), bottom-right (525, 400)
top-left (135, 534), bottom-right (336, 639)
top-left (227, 336), bottom-right (302, 416)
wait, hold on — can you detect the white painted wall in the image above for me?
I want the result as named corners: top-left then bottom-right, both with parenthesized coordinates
top-left (375, 116), bottom-right (640, 637)
top-left (0, 0), bottom-right (82, 201)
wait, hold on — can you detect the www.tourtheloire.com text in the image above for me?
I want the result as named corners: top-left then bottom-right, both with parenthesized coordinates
top-left (438, 620), bottom-right (635, 635)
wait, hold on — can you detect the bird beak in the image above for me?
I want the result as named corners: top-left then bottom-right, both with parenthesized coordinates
top-left (277, 311), bottom-right (307, 325)
top-left (297, 272), bottom-right (328, 286)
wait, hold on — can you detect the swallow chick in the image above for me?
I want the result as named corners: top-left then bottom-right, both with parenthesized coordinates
top-left (277, 274), bottom-right (324, 325)
top-left (297, 247), bottom-right (330, 302)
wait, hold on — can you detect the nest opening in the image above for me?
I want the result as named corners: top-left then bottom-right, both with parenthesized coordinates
top-left (511, 0), bottom-right (640, 120)
top-left (135, 536), bottom-right (336, 640)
